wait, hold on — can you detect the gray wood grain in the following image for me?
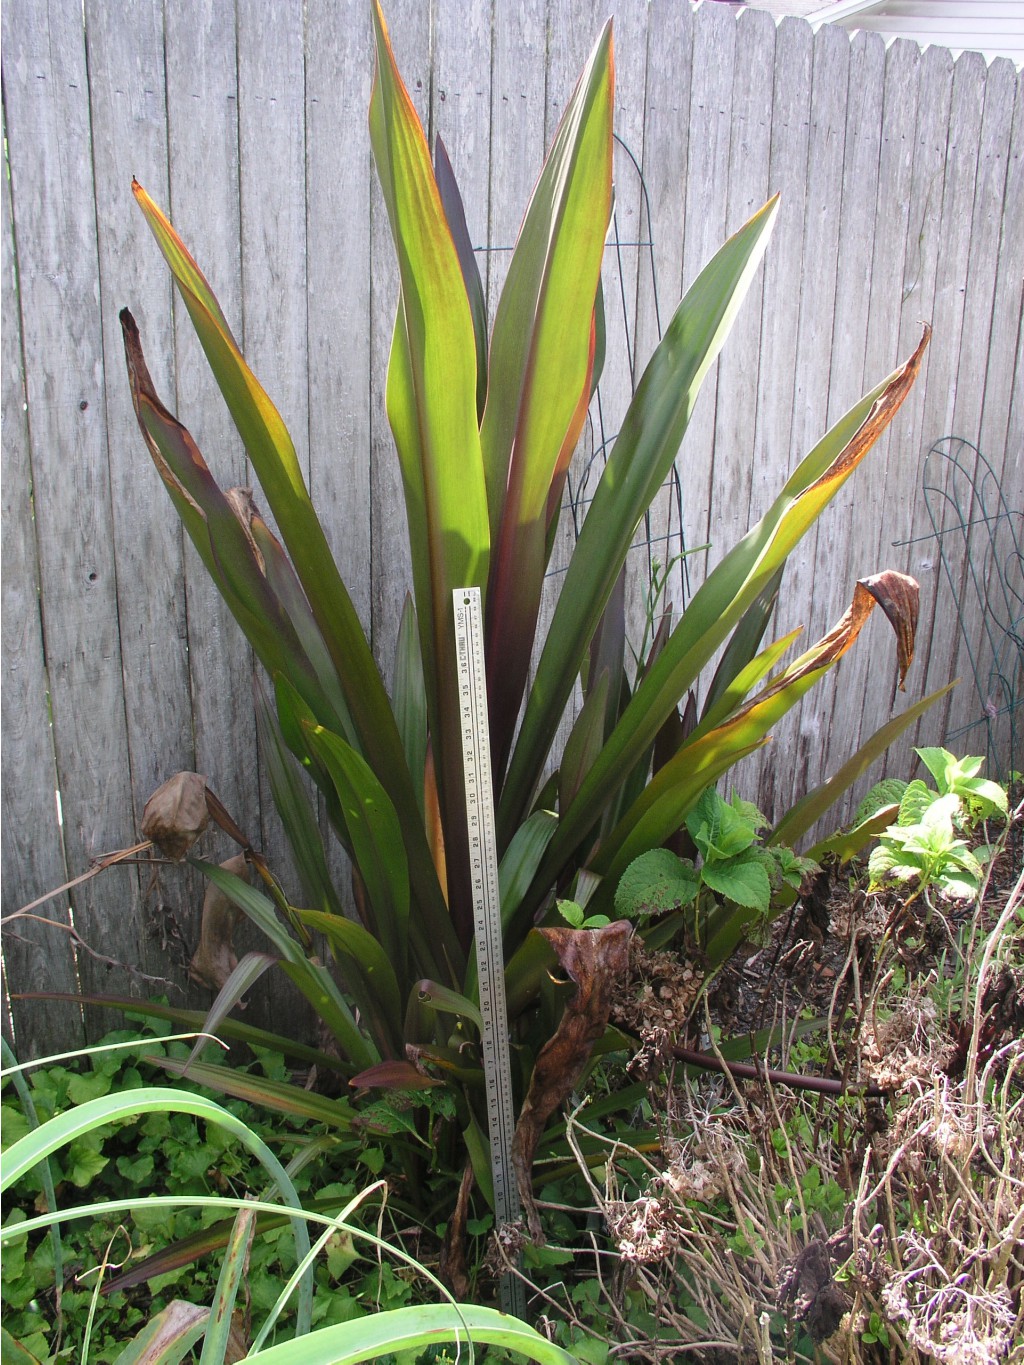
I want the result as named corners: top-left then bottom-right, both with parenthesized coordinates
top-left (84, 0), bottom-right (197, 996)
top-left (906, 51), bottom-right (989, 763)
top-left (3, 0), bottom-right (148, 1039)
top-left (1, 103), bottom-right (84, 1055)
top-left (161, 0), bottom-right (281, 1026)
top-left (748, 16), bottom-right (813, 822)
top-left (754, 17), bottom-right (852, 817)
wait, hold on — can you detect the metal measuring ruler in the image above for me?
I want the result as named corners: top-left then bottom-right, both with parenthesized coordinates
top-left (453, 587), bottom-right (526, 1320)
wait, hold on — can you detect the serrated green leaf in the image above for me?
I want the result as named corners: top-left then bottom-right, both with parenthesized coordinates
top-left (701, 858), bottom-right (771, 912)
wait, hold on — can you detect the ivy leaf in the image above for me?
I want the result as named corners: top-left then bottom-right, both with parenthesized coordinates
top-left (67, 1141), bottom-right (109, 1188)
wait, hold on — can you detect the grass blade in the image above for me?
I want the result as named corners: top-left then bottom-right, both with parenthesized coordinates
top-left (198, 1203), bottom-right (256, 1365)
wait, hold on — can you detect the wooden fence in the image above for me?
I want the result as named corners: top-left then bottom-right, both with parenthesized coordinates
top-left (3, 0), bottom-right (1021, 1057)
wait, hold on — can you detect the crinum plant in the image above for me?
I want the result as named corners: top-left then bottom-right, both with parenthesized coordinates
top-left (116, 2), bottom-right (935, 1268)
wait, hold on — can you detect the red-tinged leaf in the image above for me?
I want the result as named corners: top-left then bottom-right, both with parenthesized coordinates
top-left (521, 328), bottom-right (929, 897)
top-left (128, 189), bottom-right (449, 978)
top-left (158, 1056), bottom-right (359, 1129)
top-left (499, 197), bottom-right (782, 846)
top-left (349, 1060), bottom-right (442, 1091)
top-left (370, 2), bottom-right (490, 949)
top-left (483, 23), bottom-right (614, 777)
top-left (120, 311), bottom-right (329, 715)
top-left (434, 134), bottom-right (487, 419)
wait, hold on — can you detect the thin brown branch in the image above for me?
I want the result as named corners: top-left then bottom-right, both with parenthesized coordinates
top-left (3, 842), bottom-right (153, 922)
top-left (6, 912), bottom-right (181, 993)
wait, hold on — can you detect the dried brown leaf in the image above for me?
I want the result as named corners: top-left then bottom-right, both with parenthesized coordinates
top-left (513, 920), bottom-right (633, 1241)
top-left (188, 854), bottom-right (250, 992)
top-left (142, 772), bottom-right (210, 861)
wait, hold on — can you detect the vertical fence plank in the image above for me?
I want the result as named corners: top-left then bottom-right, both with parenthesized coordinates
top-left (233, 0), bottom-right (317, 1029)
top-left (486, 0), bottom-right (548, 316)
top-left (880, 44), bottom-right (955, 776)
top-left (679, 1), bottom-right (738, 588)
top-left (935, 58), bottom-right (1020, 756)
top-left (161, 0), bottom-right (276, 1022)
top-left (635, 1), bottom-right (694, 623)
top-left (2, 0), bottom-right (147, 1040)
top-left (903, 51), bottom-right (988, 761)
top-left (797, 36), bottom-right (922, 821)
top-left (1, 104), bottom-right (83, 1055)
top-left (305, 1), bottom-right (374, 905)
top-left (709, 6), bottom-right (776, 572)
top-left (749, 16), bottom-right (813, 820)
top-left (83, 0), bottom-right (198, 997)
top-left (749, 18), bottom-right (852, 817)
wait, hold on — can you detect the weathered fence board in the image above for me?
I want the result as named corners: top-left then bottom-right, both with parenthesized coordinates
top-left (3, 0), bottom-right (1021, 1057)
top-left (1, 106), bottom-right (84, 1056)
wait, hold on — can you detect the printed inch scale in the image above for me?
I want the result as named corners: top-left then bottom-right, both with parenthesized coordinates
top-left (453, 588), bottom-right (526, 1321)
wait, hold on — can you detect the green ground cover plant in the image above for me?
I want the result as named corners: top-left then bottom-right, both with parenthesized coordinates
top-left (5, 775), bottom-right (1019, 1359)
top-left (0, 1029), bottom-right (574, 1364)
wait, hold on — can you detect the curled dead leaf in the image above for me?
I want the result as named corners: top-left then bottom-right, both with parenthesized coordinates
top-left (513, 920), bottom-right (633, 1242)
top-left (142, 772), bottom-right (210, 861)
top-left (188, 854), bottom-right (250, 993)
top-left (806, 570), bottom-right (920, 691)
top-left (739, 570), bottom-right (920, 720)
top-left (808, 324), bottom-right (930, 493)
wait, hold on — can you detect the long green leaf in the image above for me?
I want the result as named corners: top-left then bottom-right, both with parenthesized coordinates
top-left (129, 186), bottom-right (455, 974)
top-left (433, 134), bottom-right (488, 419)
top-left (302, 724), bottom-right (410, 981)
top-left (128, 187), bottom-right (402, 778)
top-left (0, 1088), bottom-right (313, 1335)
top-left (120, 312), bottom-right (333, 724)
top-left (192, 861), bottom-right (376, 1069)
top-left (369, 2), bottom-right (489, 947)
top-left (157, 1058), bottom-right (358, 1131)
top-left (11, 994), bottom-right (347, 1075)
top-left (393, 594), bottom-right (428, 816)
top-left (592, 569), bottom-right (920, 887)
top-left (0, 1039), bottom-right (63, 1326)
top-left (199, 1204), bottom-right (256, 1365)
top-left (701, 564), bottom-right (785, 719)
top-left (183, 951), bottom-right (278, 1072)
top-left (294, 908), bottom-right (404, 1058)
top-left (769, 680), bottom-right (956, 848)
top-left (482, 21), bottom-right (614, 773)
top-left (254, 682), bottom-right (347, 917)
top-left (500, 196), bottom-right (781, 842)
top-left (249, 1304), bottom-right (578, 1365)
top-left (528, 329), bottom-right (930, 894)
